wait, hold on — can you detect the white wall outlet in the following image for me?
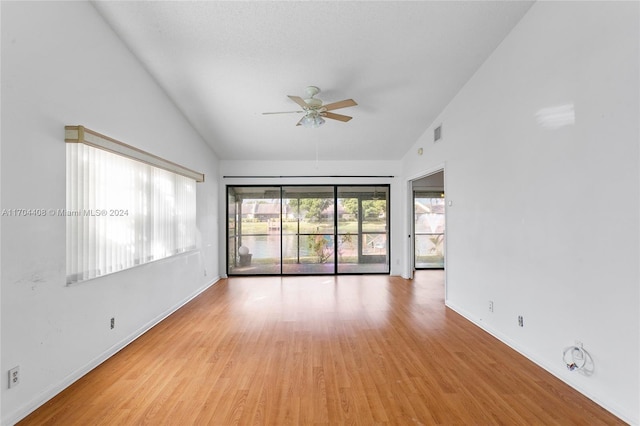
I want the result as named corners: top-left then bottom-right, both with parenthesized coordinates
top-left (110, 317), bottom-right (115, 329)
top-left (8, 366), bottom-right (19, 389)
top-left (489, 301), bottom-right (494, 312)
top-left (518, 315), bottom-right (524, 327)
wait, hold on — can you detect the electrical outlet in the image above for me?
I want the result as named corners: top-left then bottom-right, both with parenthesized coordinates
top-left (8, 366), bottom-right (19, 389)
top-left (110, 317), bottom-right (115, 329)
top-left (204, 269), bottom-right (208, 276)
top-left (489, 301), bottom-right (494, 312)
top-left (518, 315), bottom-right (524, 327)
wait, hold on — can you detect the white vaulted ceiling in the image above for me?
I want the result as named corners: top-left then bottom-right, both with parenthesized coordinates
top-left (92, 1), bottom-right (534, 161)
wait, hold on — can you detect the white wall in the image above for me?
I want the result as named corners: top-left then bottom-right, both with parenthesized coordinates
top-left (0, 2), bottom-right (220, 424)
top-left (402, 2), bottom-right (639, 423)
top-left (2, 0), bottom-right (637, 424)
top-left (219, 160), bottom-right (404, 275)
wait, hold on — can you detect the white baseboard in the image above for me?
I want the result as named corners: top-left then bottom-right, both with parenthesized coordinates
top-left (4, 276), bottom-right (220, 426)
top-left (444, 300), bottom-right (636, 426)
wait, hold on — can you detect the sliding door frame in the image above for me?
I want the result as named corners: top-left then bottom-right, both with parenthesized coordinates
top-left (226, 184), bottom-right (390, 276)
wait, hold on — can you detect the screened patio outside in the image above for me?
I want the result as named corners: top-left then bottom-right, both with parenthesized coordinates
top-left (227, 185), bottom-right (390, 275)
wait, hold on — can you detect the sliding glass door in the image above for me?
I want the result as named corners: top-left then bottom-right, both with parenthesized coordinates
top-left (282, 186), bottom-right (335, 274)
top-left (337, 186), bottom-right (389, 273)
top-left (227, 186), bottom-right (282, 274)
top-left (227, 185), bottom-right (389, 275)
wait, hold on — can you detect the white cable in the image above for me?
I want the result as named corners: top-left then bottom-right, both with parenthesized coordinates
top-left (563, 345), bottom-right (589, 371)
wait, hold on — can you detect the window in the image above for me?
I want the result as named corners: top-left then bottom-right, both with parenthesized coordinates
top-left (65, 126), bottom-right (202, 284)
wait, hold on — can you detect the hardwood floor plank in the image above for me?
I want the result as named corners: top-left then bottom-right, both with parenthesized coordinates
top-left (18, 272), bottom-right (624, 425)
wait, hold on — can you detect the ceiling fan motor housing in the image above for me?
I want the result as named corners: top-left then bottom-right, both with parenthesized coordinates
top-left (304, 86), bottom-right (323, 109)
top-left (304, 99), bottom-right (323, 109)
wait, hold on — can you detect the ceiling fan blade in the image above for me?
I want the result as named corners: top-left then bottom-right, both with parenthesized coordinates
top-left (323, 112), bottom-right (352, 122)
top-left (262, 110), bottom-right (303, 115)
top-left (323, 99), bottom-right (357, 111)
top-left (288, 95), bottom-right (309, 109)
top-left (296, 116), bottom-right (305, 126)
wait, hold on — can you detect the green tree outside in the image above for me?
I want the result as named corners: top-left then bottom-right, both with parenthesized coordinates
top-left (299, 198), bottom-right (333, 222)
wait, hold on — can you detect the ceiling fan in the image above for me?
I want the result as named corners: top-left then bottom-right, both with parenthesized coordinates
top-left (263, 86), bottom-right (357, 128)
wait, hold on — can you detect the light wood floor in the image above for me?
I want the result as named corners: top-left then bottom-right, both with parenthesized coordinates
top-left (20, 271), bottom-right (623, 425)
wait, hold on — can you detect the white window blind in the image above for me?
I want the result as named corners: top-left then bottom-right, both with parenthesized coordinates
top-left (66, 131), bottom-right (199, 284)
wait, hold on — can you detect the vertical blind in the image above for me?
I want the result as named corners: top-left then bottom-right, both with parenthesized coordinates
top-left (66, 142), bottom-right (197, 284)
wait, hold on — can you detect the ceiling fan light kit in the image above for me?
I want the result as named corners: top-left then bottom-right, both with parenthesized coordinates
top-left (300, 113), bottom-right (325, 128)
top-left (263, 86), bottom-right (357, 128)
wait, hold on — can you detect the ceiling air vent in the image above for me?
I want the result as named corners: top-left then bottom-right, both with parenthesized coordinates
top-left (434, 125), bottom-right (442, 142)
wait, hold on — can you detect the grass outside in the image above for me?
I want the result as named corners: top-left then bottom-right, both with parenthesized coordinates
top-left (235, 255), bottom-right (360, 265)
top-left (237, 220), bottom-right (386, 234)
top-left (416, 254), bottom-right (444, 263)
